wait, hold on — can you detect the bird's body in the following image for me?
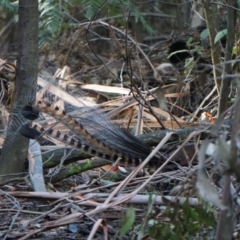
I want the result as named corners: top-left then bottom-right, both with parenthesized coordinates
top-left (168, 40), bottom-right (191, 67)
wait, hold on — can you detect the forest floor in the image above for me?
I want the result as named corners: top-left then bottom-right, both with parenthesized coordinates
top-left (0, 25), bottom-right (235, 239)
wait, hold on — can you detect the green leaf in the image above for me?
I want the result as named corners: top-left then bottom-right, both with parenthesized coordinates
top-left (187, 37), bottom-right (193, 45)
top-left (233, 46), bottom-right (237, 54)
top-left (119, 207), bottom-right (135, 237)
top-left (1, 0), bottom-right (18, 12)
top-left (147, 193), bottom-right (154, 215)
top-left (40, 5), bottom-right (56, 17)
top-left (232, 45), bottom-right (238, 55)
top-left (214, 29), bottom-right (227, 44)
top-left (200, 28), bottom-right (209, 39)
top-left (148, 192), bottom-right (153, 205)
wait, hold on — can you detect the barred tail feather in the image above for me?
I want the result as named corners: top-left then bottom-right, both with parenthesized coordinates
top-left (21, 100), bottom-right (163, 168)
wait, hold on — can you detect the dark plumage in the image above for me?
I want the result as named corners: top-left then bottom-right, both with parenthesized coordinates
top-left (20, 124), bottom-right (41, 139)
top-left (168, 40), bottom-right (191, 65)
top-left (21, 105), bottom-right (39, 120)
top-left (168, 40), bottom-right (212, 74)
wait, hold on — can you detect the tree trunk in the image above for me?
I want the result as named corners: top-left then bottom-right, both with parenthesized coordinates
top-left (0, 0), bottom-right (38, 183)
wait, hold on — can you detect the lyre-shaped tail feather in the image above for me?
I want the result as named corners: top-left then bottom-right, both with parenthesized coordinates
top-left (21, 100), bottom-right (162, 168)
top-left (21, 123), bottom-right (140, 166)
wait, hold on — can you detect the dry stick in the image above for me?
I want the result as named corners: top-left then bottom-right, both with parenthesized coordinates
top-left (88, 21), bottom-right (167, 129)
top-left (106, 97), bottom-right (136, 119)
top-left (104, 132), bottom-right (173, 201)
top-left (46, 148), bottom-right (75, 179)
top-left (86, 129), bottom-right (204, 216)
top-left (202, 0), bottom-right (222, 95)
top-left (168, 100), bottom-right (194, 116)
top-left (215, 87), bottom-right (240, 239)
top-left (86, 131), bottom-right (174, 216)
top-left (84, 193), bottom-right (199, 206)
top-left (107, 130), bottom-right (204, 209)
top-left (28, 139), bottom-right (46, 192)
top-left (28, 203), bottom-right (62, 224)
top-left (0, 17), bottom-right (14, 37)
top-left (135, 99), bottom-right (144, 135)
top-left (0, 209), bottom-right (44, 215)
top-left (88, 219), bottom-right (108, 240)
top-left (1, 190), bottom-right (21, 240)
top-left (93, 20), bottom-right (158, 82)
top-left (215, 175), bottom-right (232, 240)
top-left (190, 85), bottom-right (217, 122)
top-left (74, 20), bottom-right (168, 130)
top-left (19, 212), bottom-right (84, 240)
